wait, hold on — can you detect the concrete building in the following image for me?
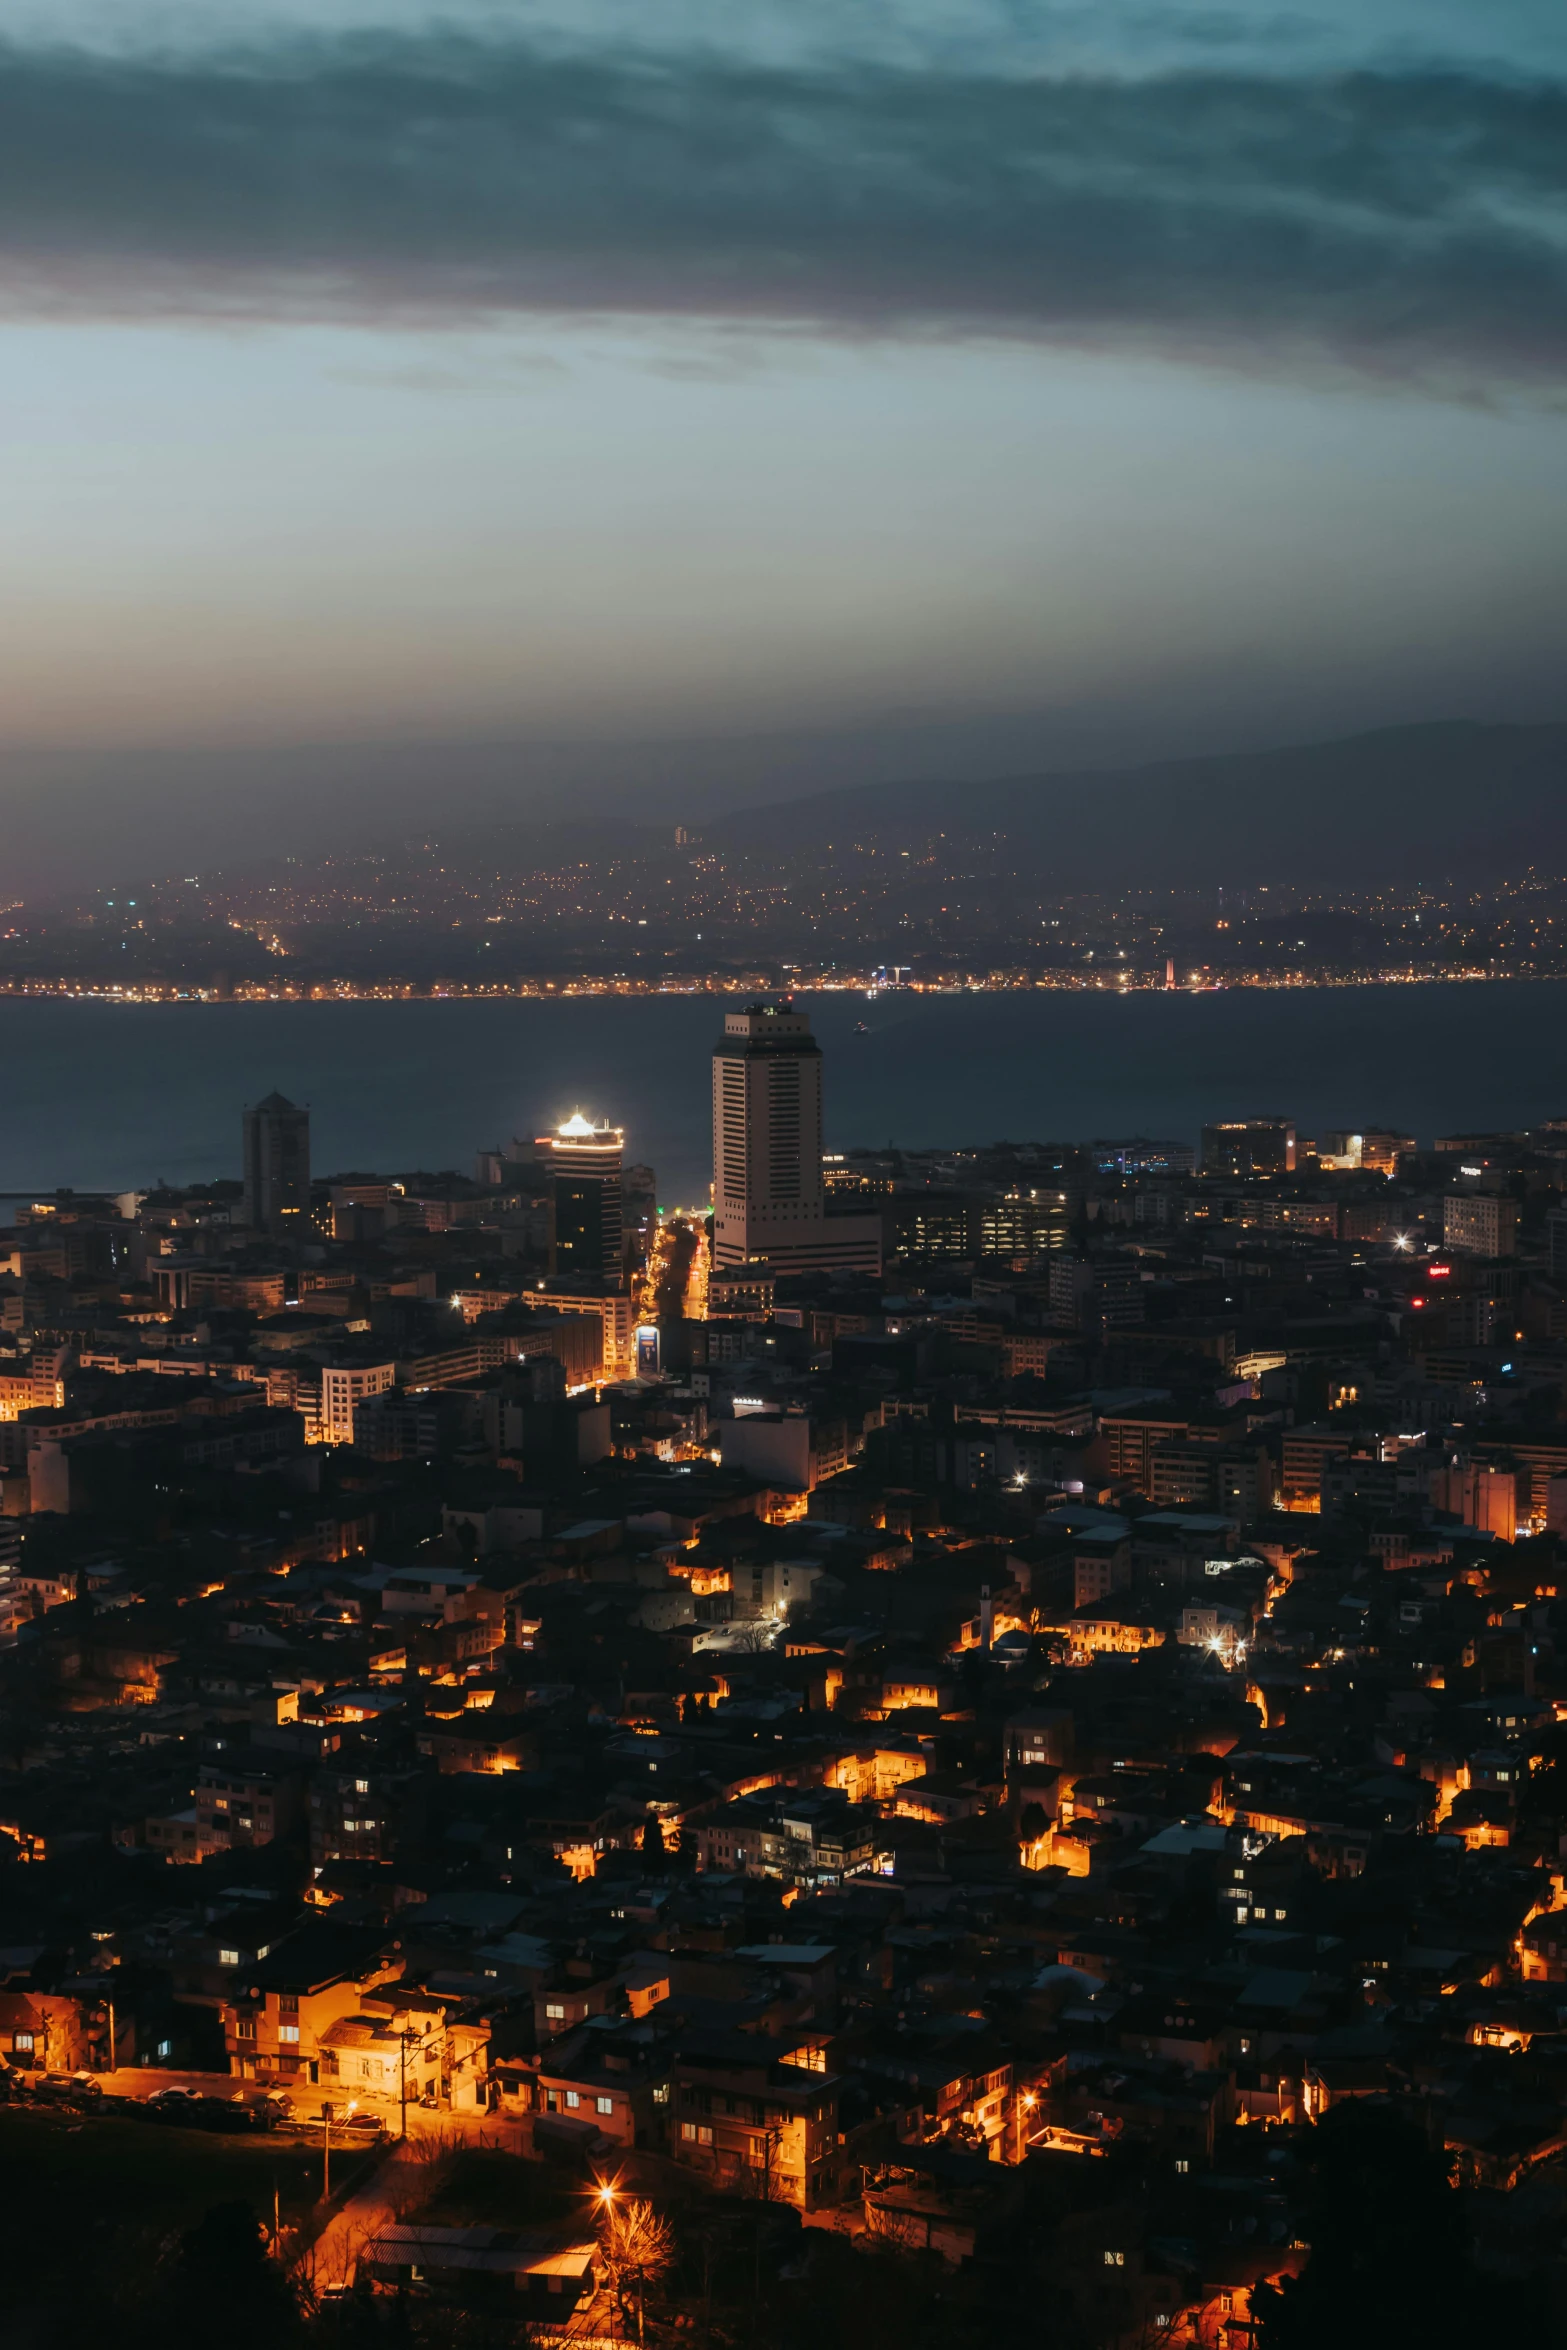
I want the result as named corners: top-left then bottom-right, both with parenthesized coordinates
top-left (320, 1356), bottom-right (396, 1446)
top-left (1200, 1118), bottom-right (1296, 1177)
top-left (717, 1408), bottom-right (850, 1493)
top-left (241, 1091), bottom-right (310, 1236)
top-left (712, 1001), bottom-right (881, 1275)
top-left (1443, 1191), bottom-right (1519, 1258)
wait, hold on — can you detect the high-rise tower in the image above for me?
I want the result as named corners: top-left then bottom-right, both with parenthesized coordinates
top-left (536, 1112), bottom-right (625, 1283)
top-left (241, 1091), bottom-right (310, 1236)
top-left (711, 1002), bottom-right (880, 1275)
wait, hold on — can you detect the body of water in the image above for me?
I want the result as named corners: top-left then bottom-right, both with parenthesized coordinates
top-left (1, 982), bottom-right (1564, 1207)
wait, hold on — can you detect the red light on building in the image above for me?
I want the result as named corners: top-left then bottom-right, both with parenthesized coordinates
top-left (1427, 1265), bottom-right (1451, 1279)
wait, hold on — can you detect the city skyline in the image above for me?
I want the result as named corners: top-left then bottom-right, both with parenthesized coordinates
top-left (0, 970), bottom-right (1564, 2334)
top-left (5, 6), bottom-right (1567, 2332)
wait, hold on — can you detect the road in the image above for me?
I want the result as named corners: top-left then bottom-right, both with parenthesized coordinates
top-left (93, 2065), bottom-right (518, 2140)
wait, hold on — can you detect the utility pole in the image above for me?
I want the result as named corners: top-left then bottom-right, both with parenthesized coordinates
top-left (321, 2102), bottom-right (332, 2201)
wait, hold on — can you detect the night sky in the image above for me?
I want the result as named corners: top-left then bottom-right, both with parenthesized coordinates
top-left (0, 0), bottom-right (1563, 885)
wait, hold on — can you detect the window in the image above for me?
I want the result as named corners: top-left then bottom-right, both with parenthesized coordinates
top-left (219, 1948), bottom-right (241, 1967)
top-left (1104, 2252), bottom-right (1124, 2268)
top-left (355, 1779), bottom-right (370, 1794)
top-left (596, 2096), bottom-right (614, 2116)
top-left (545, 2003), bottom-right (566, 2021)
top-left (236, 2017), bottom-right (256, 2040)
top-left (565, 2091), bottom-right (580, 2110)
top-left (1174, 2159), bottom-right (1189, 2175)
top-left (652, 2083), bottom-right (669, 2106)
top-left (157, 2038), bottom-right (173, 2060)
top-left (681, 2122), bottom-right (714, 2146)
top-left (279, 1994), bottom-right (298, 2014)
top-left (278, 2024), bottom-right (300, 2045)
top-left (13, 2033), bottom-right (33, 2054)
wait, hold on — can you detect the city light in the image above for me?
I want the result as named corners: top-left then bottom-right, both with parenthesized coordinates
top-left (4, 977), bottom-right (1563, 2329)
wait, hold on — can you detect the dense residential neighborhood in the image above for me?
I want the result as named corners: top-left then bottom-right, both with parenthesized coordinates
top-left (3, 1058), bottom-right (1567, 2340)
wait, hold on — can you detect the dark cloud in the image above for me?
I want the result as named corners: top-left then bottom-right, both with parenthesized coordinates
top-left (0, 35), bottom-right (1563, 384)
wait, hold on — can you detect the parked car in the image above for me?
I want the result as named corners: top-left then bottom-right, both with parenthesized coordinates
top-left (144, 2085), bottom-right (205, 2122)
top-left (35, 2074), bottom-right (105, 2109)
top-left (189, 2096), bottom-right (254, 2133)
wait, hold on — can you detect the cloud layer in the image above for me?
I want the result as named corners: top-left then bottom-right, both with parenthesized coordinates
top-left (0, 34), bottom-right (1564, 386)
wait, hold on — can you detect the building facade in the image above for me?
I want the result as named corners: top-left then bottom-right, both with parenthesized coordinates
top-left (1200, 1118), bottom-right (1296, 1178)
top-left (535, 1114), bottom-right (625, 1283)
top-left (241, 1091), bottom-right (311, 1235)
top-left (711, 1002), bottom-right (880, 1275)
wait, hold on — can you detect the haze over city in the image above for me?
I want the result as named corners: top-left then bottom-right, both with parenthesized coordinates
top-left (0, 0), bottom-right (1562, 890)
top-left (3, 6), bottom-right (1567, 2347)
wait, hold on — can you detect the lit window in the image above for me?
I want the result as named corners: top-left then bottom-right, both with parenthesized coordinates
top-left (278, 2024), bottom-right (300, 2044)
top-left (355, 1779), bottom-right (370, 1794)
top-left (13, 2033), bottom-right (33, 2053)
top-left (1175, 2159), bottom-right (1189, 2174)
top-left (1104, 2251), bottom-right (1124, 2267)
top-left (681, 2122), bottom-right (714, 2146)
top-left (545, 2003), bottom-right (566, 2021)
top-left (565, 2091), bottom-right (580, 2110)
top-left (219, 1948), bottom-right (241, 1967)
top-left (597, 2096), bottom-right (614, 2116)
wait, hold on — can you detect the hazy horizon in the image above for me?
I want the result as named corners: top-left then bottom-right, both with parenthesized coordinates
top-left (0, 0), bottom-right (1563, 895)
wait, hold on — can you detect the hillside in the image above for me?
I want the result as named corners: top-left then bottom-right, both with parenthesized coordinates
top-left (705, 721), bottom-right (1567, 891)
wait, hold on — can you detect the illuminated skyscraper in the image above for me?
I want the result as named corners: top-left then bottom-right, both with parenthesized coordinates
top-left (241, 1091), bottom-right (310, 1236)
top-left (536, 1112), bottom-right (625, 1283)
top-left (712, 1002), bottom-right (880, 1275)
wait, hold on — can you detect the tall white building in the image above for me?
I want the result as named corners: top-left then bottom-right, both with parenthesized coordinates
top-left (711, 1002), bottom-right (881, 1275)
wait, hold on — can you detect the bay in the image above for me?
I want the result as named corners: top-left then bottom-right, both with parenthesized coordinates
top-left (0, 981), bottom-right (1563, 1209)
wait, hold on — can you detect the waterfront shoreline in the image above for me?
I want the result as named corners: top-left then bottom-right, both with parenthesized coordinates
top-left (0, 964), bottom-right (1552, 1005)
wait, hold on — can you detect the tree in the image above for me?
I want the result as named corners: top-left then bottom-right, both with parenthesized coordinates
top-left (1018, 1803), bottom-right (1048, 1847)
top-left (599, 2196), bottom-right (676, 2344)
top-left (1252, 2103), bottom-right (1541, 2350)
top-left (641, 1814), bottom-right (667, 1867)
top-left (149, 2201), bottom-right (300, 2350)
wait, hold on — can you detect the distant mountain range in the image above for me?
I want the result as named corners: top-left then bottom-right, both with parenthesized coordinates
top-left (706, 721), bottom-right (1567, 891)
